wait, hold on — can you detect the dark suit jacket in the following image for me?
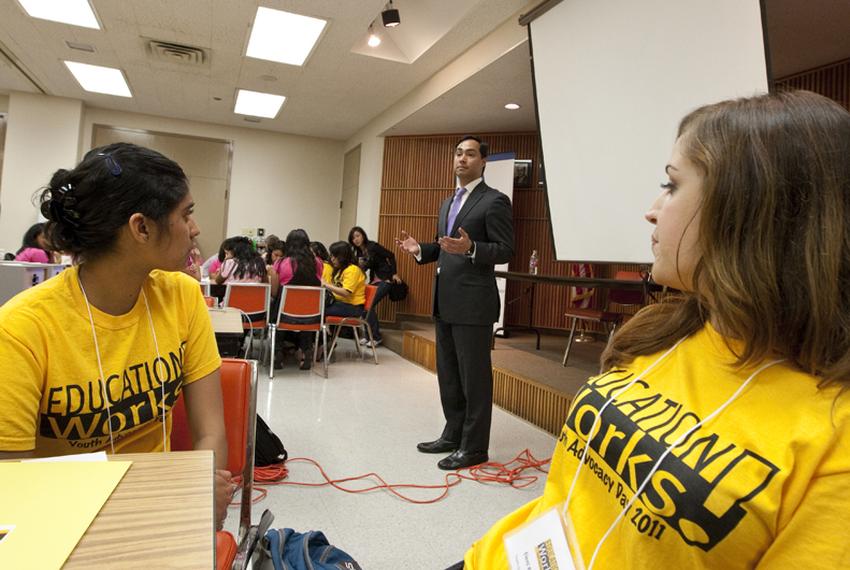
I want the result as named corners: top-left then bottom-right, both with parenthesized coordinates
top-left (418, 182), bottom-right (514, 325)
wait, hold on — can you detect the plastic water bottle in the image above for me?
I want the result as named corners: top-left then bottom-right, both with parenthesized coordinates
top-left (529, 250), bottom-right (539, 275)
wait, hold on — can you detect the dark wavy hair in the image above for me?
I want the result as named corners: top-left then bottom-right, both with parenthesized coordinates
top-left (228, 238), bottom-right (266, 281)
top-left (603, 91), bottom-right (850, 387)
top-left (38, 142), bottom-right (188, 262)
top-left (347, 226), bottom-right (370, 251)
top-left (284, 229), bottom-right (319, 286)
top-left (310, 241), bottom-right (330, 263)
top-left (329, 241), bottom-right (354, 282)
top-left (17, 223), bottom-right (49, 255)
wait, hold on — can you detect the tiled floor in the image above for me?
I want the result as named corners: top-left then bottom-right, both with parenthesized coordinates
top-left (228, 341), bottom-right (557, 569)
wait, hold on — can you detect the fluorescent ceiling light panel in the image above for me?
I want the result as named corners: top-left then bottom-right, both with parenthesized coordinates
top-left (234, 89), bottom-right (286, 119)
top-left (246, 7), bottom-right (326, 66)
top-left (18, 0), bottom-right (100, 29)
top-left (64, 61), bottom-right (131, 97)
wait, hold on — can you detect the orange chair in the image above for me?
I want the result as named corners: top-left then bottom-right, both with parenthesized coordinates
top-left (216, 530), bottom-right (237, 570)
top-left (269, 285), bottom-right (327, 379)
top-left (562, 271), bottom-right (645, 367)
top-left (325, 284), bottom-right (379, 365)
top-left (223, 283), bottom-right (271, 358)
top-left (170, 358), bottom-right (258, 560)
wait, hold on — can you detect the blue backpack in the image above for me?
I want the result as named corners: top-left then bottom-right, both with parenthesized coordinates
top-left (257, 528), bottom-right (363, 570)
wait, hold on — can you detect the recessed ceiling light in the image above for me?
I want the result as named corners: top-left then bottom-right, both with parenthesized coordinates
top-left (504, 103), bottom-right (521, 110)
top-left (64, 61), bottom-right (131, 97)
top-left (246, 7), bottom-right (326, 66)
top-left (234, 89), bottom-right (286, 119)
top-left (18, 0), bottom-right (100, 29)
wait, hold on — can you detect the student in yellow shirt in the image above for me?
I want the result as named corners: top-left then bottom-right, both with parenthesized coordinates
top-left (322, 240), bottom-right (367, 325)
top-left (0, 143), bottom-right (234, 529)
top-left (461, 91), bottom-right (850, 569)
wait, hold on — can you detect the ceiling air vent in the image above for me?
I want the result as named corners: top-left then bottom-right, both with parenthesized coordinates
top-left (147, 40), bottom-right (207, 66)
top-left (243, 117), bottom-right (261, 123)
top-left (66, 41), bottom-right (95, 53)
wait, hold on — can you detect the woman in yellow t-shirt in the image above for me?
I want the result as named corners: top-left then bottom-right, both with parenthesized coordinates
top-left (322, 240), bottom-right (367, 323)
top-left (461, 92), bottom-right (850, 570)
top-left (0, 142), bottom-right (234, 529)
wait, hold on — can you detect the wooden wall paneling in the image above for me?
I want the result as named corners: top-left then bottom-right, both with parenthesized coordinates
top-left (774, 58), bottom-right (850, 111)
top-left (378, 132), bottom-right (653, 335)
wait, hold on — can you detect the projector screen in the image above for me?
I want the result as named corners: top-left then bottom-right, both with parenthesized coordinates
top-left (526, 0), bottom-right (769, 262)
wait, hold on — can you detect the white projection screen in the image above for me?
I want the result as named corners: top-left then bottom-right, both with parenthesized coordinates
top-left (526, 0), bottom-right (770, 262)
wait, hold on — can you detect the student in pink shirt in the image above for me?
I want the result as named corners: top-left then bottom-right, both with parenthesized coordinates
top-left (270, 229), bottom-right (323, 298)
top-left (215, 238), bottom-right (272, 285)
top-left (15, 223), bottom-right (55, 263)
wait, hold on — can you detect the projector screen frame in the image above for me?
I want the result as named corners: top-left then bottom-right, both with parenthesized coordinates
top-left (517, 0), bottom-right (775, 264)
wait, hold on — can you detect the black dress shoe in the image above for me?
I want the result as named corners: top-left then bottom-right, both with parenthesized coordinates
top-left (437, 450), bottom-right (489, 470)
top-left (416, 437), bottom-right (459, 454)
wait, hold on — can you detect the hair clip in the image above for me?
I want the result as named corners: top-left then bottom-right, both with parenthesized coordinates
top-left (97, 152), bottom-right (122, 176)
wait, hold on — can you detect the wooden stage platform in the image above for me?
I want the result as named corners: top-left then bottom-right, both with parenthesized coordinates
top-left (383, 319), bottom-right (603, 435)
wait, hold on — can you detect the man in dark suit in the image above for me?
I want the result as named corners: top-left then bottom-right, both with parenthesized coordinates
top-left (396, 135), bottom-right (514, 470)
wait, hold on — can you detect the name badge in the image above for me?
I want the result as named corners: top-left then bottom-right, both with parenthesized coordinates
top-left (503, 504), bottom-right (584, 570)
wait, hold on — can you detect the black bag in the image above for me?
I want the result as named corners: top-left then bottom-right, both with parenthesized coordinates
top-left (255, 415), bottom-right (288, 466)
top-left (389, 280), bottom-right (408, 302)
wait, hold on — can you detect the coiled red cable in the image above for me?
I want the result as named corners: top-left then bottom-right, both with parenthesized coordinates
top-left (231, 449), bottom-right (550, 506)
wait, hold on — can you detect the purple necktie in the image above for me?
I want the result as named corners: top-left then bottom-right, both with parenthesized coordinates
top-left (446, 187), bottom-right (467, 236)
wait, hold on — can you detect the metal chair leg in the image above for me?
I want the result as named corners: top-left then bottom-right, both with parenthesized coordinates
top-left (268, 327), bottom-right (276, 379)
top-left (562, 318), bottom-right (578, 367)
top-left (351, 325), bottom-right (363, 358)
top-left (327, 325), bottom-right (343, 362)
top-left (363, 319), bottom-right (378, 365)
top-left (320, 326), bottom-right (328, 378)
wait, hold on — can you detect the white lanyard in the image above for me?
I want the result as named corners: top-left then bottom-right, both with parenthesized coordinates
top-left (78, 273), bottom-right (168, 454)
top-left (561, 336), bottom-right (784, 569)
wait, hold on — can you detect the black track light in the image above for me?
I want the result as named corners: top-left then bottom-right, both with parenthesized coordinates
top-left (382, 1), bottom-right (400, 28)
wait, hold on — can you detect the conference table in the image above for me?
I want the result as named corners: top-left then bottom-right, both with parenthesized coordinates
top-left (493, 270), bottom-right (662, 349)
top-left (209, 306), bottom-right (246, 357)
top-left (64, 450), bottom-right (214, 568)
top-left (208, 306), bottom-right (244, 334)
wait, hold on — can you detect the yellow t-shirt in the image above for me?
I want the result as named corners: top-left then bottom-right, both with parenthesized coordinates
top-left (466, 324), bottom-right (850, 569)
top-left (0, 266), bottom-right (221, 457)
top-left (323, 263), bottom-right (366, 306)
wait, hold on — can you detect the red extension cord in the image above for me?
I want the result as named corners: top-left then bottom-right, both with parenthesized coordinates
top-left (232, 449), bottom-right (550, 506)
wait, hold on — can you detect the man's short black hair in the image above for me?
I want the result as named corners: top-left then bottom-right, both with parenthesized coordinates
top-left (456, 135), bottom-right (489, 158)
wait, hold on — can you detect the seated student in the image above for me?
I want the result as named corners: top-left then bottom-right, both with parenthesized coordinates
top-left (271, 229), bottom-right (323, 369)
top-left (271, 229), bottom-right (324, 297)
top-left (215, 238), bottom-right (273, 285)
top-left (203, 238), bottom-right (233, 278)
top-left (0, 143), bottom-right (234, 529)
top-left (310, 240), bottom-right (333, 277)
top-left (322, 241), bottom-right (367, 325)
top-left (183, 243), bottom-right (203, 281)
top-left (461, 91), bottom-right (850, 569)
top-left (14, 222), bottom-right (57, 263)
top-left (348, 226), bottom-right (400, 347)
top-left (264, 234), bottom-right (282, 266)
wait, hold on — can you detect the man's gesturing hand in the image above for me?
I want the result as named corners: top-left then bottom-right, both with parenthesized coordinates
top-left (438, 227), bottom-right (473, 255)
top-left (395, 230), bottom-right (421, 257)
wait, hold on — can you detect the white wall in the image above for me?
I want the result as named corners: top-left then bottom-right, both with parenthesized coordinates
top-left (0, 94), bottom-right (8, 113)
top-left (0, 99), bottom-right (345, 253)
top-left (343, 4), bottom-right (531, 238)
top-left (0, 92), bottom-right (83, 254)
top-left (81, 108), bottom-right (345, 247)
